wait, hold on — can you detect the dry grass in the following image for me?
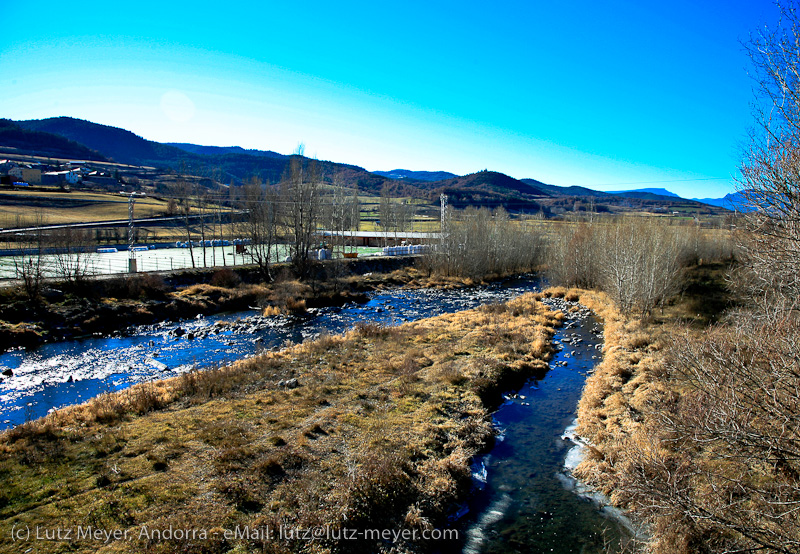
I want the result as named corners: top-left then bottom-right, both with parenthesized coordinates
top-left (0, 293), bottom-right (559, 554)
top-left (0, 190), bottom-right (173, 226)
top-left (562, 279), bottom-right (738, 553)
top-left (560, 289), bottom-right (669, 503)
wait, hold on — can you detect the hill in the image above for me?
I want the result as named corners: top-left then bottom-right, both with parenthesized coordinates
top-left (166, 143), bottom-right (284, 159)
top-left (0, 119), bottom-right (108, 161)
top-left (373, 169), bottom-right (458, 182)
top-left (16, 117), bottom-right (184, 167)
top-left (14, 117), bottom-right (404, 194)
top-left (425, 170), bottom-right (550, 211)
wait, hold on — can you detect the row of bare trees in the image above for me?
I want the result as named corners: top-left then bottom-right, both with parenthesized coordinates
top-left (421, 207), bottom-right (544, 279)
top-left (546, 219), bottom-right (732, 318)
top-left (234, 149), bottom-right (361, 281)
top-left (378, 183), bottom-right (414, 244)
top-left (4, 212), bottom-right (97, 300)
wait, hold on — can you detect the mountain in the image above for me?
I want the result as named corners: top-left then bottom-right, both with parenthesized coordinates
top-left (0, 119), bottom-right (109, 161)
top-left (373, 169), bottom-right (458, 182)
top-left (16, 117), bottom-right (187, 167)
top-left (693, 191), bottom-right (753, 211)
top-left (608, 187), bottom-right (680, 198)
top-left (13, 117), bottom-right (404, 194)
top-left (166, 143), bottom-right (284, 159)
top-left (608, 190), bottom-right (683, 202)
top-left (522, 179), bottom-right (609, 197)
top-left (423, 170), bottom-right (549, 211)
top-left (5, 116), bottom-right (733, 216)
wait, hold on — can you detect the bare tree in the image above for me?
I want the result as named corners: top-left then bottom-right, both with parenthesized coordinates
top-left (378, 182), bottom-right (395, 246)
top-left (423, 207), bottom-right (543, 279)
top-left (322, 173), bottom-right (352, 256)
top-left (599, 7), bottom-right (800, 551)
top-left (739, 0), bottom-right (800, 308)
top-left (282, 145), bottom-right (321, 277)
top-left (9, 211), bottom-right (47, 301)
top-left (49, 227), bottom-right (96, 285)
top-left (171, 176), bottom-right (196, 268)
top-left (547, 218), bottom-right (690, 317)
top-left (237, 177), bottom-right (279, 281)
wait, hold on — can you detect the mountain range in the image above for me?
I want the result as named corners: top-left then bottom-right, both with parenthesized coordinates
top-left (2, 117), bottom-right (737, 214)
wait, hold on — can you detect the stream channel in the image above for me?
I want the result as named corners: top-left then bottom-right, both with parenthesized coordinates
top-left (0, 278), bottom-right (629, 552)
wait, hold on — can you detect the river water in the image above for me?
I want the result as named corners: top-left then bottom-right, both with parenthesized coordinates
top-left (0, 278), bottom-right (629, 553)
top-left (456, 297), bottom-right (631, 553)
top-left (0, 278), bottom-right (541, 429)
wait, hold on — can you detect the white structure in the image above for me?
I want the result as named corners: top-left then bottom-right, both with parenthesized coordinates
top-left (43, 170), bottom-right (81, 184)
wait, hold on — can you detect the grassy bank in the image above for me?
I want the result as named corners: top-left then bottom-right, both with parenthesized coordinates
top-left (0, 293), bottom-right (560, 554)
top-left (564, 262), bottom-right (752, 552)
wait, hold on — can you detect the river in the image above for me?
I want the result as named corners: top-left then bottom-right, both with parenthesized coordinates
top-left (0, 278), bottom-right (629, 553)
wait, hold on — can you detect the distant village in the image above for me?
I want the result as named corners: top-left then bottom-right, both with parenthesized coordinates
top-left (0, 159), bottom-right (123, 189)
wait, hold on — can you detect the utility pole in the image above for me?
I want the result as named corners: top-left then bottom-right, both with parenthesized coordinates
top-left (128, 194), bottom-right (137, 273)
top-left (440, 193), bottom-right (448, 233)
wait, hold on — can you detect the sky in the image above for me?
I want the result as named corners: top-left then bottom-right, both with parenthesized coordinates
top-left (0, 0), bottom-right (780, 198)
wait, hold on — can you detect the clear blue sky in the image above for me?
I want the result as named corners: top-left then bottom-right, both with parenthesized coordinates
top-left (0, 0), bottom-right (778, 197)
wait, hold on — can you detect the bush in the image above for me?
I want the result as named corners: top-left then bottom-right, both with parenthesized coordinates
top-left (210, 268), bottom-right (241, 288)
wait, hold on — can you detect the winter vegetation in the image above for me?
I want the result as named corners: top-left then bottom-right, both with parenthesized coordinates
top-left (0, 293), bottom-right (560, 554)
top-left (566, 4), bottom-right (800, 551)
top-left (545, 218), bottom-right (734, 318)
top-left (420, 207), bottom-right (544, 280)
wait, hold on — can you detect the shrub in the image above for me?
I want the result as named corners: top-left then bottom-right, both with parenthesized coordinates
top-left (210, 268), bottom-right (241, 288)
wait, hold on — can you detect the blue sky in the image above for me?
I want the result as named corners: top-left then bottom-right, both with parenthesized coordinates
top-left (0, 0), bottom-right (778, 197)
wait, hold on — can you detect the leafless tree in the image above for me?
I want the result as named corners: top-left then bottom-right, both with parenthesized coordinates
top-left (423, 207), bottom-right (543, 279)
top-left (237, 177), bottom-right (279, 281)
top-left (321, 174), bottom-right (354, 256)
top-left (9, 211), bottom-right (47, 300)
top-left (606, 6), bottom-right (800, 550)
top-left (49, 227), bottom-right (96, 285)
top-left (171, 176), bottom-right (196, 268)
top-left (282, 145), bottom-right (321, 277)
top-left (738, 0), bottom-right (800, 309)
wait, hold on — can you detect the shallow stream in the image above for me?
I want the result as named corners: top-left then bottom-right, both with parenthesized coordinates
top-left (457, 297), bottom-right (630, 553)
top-left (0, 278), bottom-right (541, 429)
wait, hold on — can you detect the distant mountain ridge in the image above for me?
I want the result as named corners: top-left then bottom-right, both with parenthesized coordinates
top-left (373, 169), bottom-right (458, 182)
top-left (13, 117), bottom-right (401, 194)
top-left (522, 179), bottom-right (609, 197)
top-left (2, 116), bottom-right (735, 215)
top-left (166, 143), bottom-right (284, 159)
top-left (693, 191), bottom-right (753, 211)
top-left (608, 187), bottom-right (680, 198)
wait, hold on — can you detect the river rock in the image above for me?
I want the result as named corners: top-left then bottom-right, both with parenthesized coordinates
top-left (2, 368), bottom-right (12, 377)
top-left (278, 378), bottom-right (299, 389)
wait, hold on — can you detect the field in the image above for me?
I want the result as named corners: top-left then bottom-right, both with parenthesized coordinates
top-left (0, 189), bottom-right (172, 227)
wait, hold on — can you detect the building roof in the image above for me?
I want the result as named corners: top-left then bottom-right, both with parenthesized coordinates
top-left (318, 230), bottom-right (440, 239)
